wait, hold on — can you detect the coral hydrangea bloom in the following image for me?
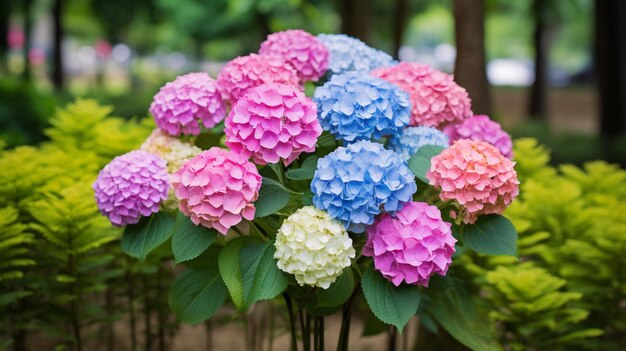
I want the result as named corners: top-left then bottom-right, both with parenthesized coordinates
top-left (317, 34), bottom-right (396, 76)
top-left (274, 206), bottom-right (355, 288)
top-left (427, 139), bottom-right (519, 223)
top-left (371, 62), bottom-right (472, 128)
top-left (171, 147), bottom-right (262, 234)
top-left (388, 126), bottom-right (449, 160)
top-left (443, 115), bottom-right (514, 159)
top-left (363, 202), bottom-right (456, 287)
top-left (225, 83), bottom-right (321, 166)
top-left (313, 72), bottom-right (410, 143)
top-left (311, 140), bottom-right (417, 233)
top-left (149, 72), bottom-right (226, 136)
top-left (259, 29), bottom-right (328, 82)
top-left (217, 54), bottom-right (300, 104)
top-left (93, 150), bottom-right (169, 226)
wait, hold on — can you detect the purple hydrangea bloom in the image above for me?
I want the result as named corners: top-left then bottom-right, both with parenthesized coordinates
top-left (388, 126), bottom-right (449, 160)
top-left (313, 72), bottom-right (411, 143)
top-left (93, 150), bottom-right (170, 226)
top-left (443, 115), bottom-right (514, 159)
top-left (149, 72), bottom-right (226, 136)
top-left (311, 140), bottom-right (417, 233)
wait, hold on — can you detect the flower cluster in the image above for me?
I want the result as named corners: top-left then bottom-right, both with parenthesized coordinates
top-left (217, 54), bottom-right (300, 103)
top-left (274, 206), bottom-right (356, 288)
top-left (225, 83), bottom-right (322, 166)
top-left (371, 62), bottom-right (472, 128)
top-left (149, 73), bottom-right (226, 136)
top-left (141, 129), bottom-right (202, 173)
top-left (363, 202), bottom-right (456, 287)
top-left (427, 139), bottom-right (519, 223)
top-left (313, 72), bottom-right (411, 142)
top-left (259, 29), bottom-right (328, 82)
top-left (443, 115), bottom-right (514, 159)
top-left (388, 126), bottom-right (449, 160)
top-left (317, 34), bottom-right (396, 76)
top-left (311, 140), bottom-right (417, 233)
top-left (93, 150), bottom-right (169, 226)
top-left (171, 147), bottom-right (262, 234)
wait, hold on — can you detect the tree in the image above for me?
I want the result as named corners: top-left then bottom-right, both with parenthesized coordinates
top-left (528, 0), bottom-right (551, 120)
top-left (453, 0), bottom-right (491, 115)
top-left (52, 0), bottom-right (64, 90)
top-left (339, 0), bottom-right (370, 43)
top-left (595, 0), bottom-right (626, 160)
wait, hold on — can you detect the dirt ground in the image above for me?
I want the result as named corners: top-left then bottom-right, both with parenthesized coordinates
top-left (493, 86), bottom-right (597, 133)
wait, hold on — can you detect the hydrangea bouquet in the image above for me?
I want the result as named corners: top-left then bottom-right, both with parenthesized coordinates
top-left (93, 29), bottom-right (519, 350)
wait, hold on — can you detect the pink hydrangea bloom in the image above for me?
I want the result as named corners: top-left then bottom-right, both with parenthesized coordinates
top-left (149, 73), bottom-right (226, 136)
top-left (93, 150), bottom-right (169, 226)
top-left (427, 139), bottom-right (519, 224)
top-left (259, 29), bottom-right (329, 82)
top-left (363, 202), bottom-right (456, 287)
top-left (371, 62), bottom-right (472, 128)
top-left (443, 115), bottom-right (514, 159)
top-left (171, 147), bottom-right (262, 234)
top-left (217, 54), bottom-right (300, 104)
top-left (225, 83), bottom-right (322, 166)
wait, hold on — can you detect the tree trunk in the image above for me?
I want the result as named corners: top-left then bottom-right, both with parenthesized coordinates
top-left (453, 0), bottom-right (491, 115)
top-left (340, 0), bottom-right (369, 43)
top-left (0, 1), bottom-right (10, 73)
top-left (52, 0), bottom-right (64, 90)
top-left (596, 0), bottom-right (626, 162)
top-left (391, 0), bottom-right (408, 59)
top-left (528, 0), bottom-right (549, 120)
top-left (22, 0), bottom-right (32, 81)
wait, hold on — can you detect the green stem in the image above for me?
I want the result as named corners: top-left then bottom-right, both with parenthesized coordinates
top-left (336, 293), bottom-right (356, 351)
top-left (319, 317), bottom-right (325, 351)
top-left (299, 308), bottom-right (310, 351)
top-left (283, 293), bottom-right (298, 351)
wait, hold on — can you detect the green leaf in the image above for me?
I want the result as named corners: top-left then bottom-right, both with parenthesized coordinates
top-left (463, 214), bottom-right (518, 256)
top-left (172, 212), bottom-right (217, 264)
top-left (407, 145), bottom-right (444, 183)
top-left (240, 241), bottom-right (288, 309)
top-left (122, 212), bottom-right (175, 260)
top-left (425, 276), bottom-right (502, 351)
top-left (254, 177), bottom-right (290, 218)
top-left (218, 237), bottom-right (248, 310)
top-left (168, 266), bottom-right (227, 324)
top-left (362, 309), bottom-right (390, 337)
top-left (361, 265), bottom-right (421, 332)
top-left (316, 268), bottom-right (355, 307)
top-left (285, 156), bottom-right (318, 180)
top-left (195, 132), bottom-right (222, 149)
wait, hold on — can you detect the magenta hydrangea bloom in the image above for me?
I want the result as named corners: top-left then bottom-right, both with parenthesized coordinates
top-left (217, 54), bottom-right (300, 104)
top-left (93, 150), bottom-right (169, 226)
top-left (363, 202), bottom-right (456, 287)
top-left (427, 139), bottom-right (519, 224)
top-left (371, 62), bottom-right (472, 128)
top-left (225, 83), bottom-right (322, 166)
top-left (443, 115), bottom-right (514, 159)
top-left (171, 147), bottom-right (262, 234)
top-left (259, 29), bottom-right (329, 82)
top-left (149, 72), bottom-right (226, 136)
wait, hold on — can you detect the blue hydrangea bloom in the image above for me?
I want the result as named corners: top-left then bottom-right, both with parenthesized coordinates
top-left (318, 34), bottom-right (397, 76)
top-left (388, 127), bottom-right (450, 160)
top-left (313, 72), bottom-right (411, 143)
top-left (311, 140), bottom-right (417, 233)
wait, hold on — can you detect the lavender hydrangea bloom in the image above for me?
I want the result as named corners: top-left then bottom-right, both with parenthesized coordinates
top-left (313, 72), bottom-right (411, 143)
top-left (317, 34), bottom-right (396, 76)
top-left (388, 127), bottom-right (449, 160)
top-left (93, 150), bottom-right (169, 226)
top-left (443, 115), bottom-right (514, 159)
top-left (311, 140), bottom-right (417, 233)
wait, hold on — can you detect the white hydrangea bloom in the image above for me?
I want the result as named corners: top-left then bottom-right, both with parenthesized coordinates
top-left (141, 129), bottom-right (202, 174)
top-left (141, 129), bottom-right (202, 210)
top-left (274, 206), bottom-right (355, 289)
